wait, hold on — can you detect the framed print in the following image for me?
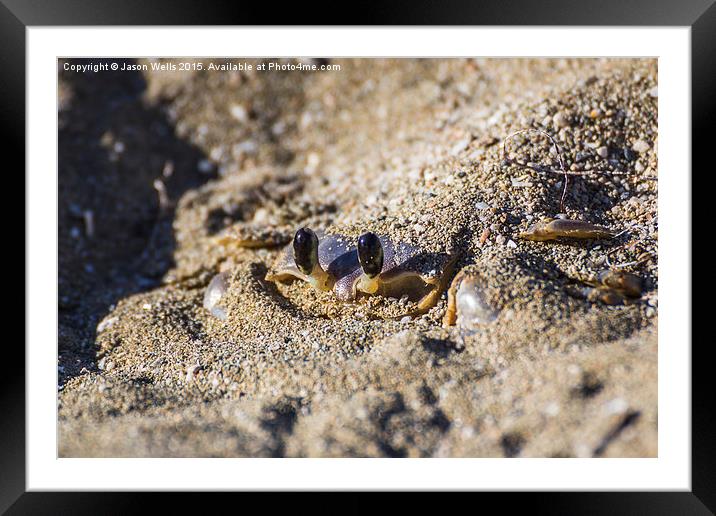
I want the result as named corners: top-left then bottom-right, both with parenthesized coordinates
top-left (7, 0), bottom-right (713, 512)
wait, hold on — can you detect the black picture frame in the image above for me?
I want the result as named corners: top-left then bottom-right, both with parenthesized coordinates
top-left (6, 0), bottom-right (711, 513)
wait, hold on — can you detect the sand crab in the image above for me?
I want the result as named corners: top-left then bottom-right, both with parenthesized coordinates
top-left (206, 125), bottom-right (624, 324)
top-left (263, 227), bottom-right (458, 317)
top-left (208, 213), bottom-right (623, 323)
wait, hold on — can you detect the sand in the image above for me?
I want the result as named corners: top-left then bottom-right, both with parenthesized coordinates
top-left (58, 58), bottom-right (657, 457)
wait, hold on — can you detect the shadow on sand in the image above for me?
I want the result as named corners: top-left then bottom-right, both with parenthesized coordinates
top-left (58, 58), bottom-right (211, 387)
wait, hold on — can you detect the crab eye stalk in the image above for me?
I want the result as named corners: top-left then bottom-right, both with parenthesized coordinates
top-left (356, 232), bottom-right (383, 295)
top-left (292, 227), bottom-right (333, 292)
top-left (293, 227), bottom-right (319, 276)
top-left (357, 232), bottom-right (384, 278)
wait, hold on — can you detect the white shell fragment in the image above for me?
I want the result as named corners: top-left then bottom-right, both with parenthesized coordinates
top-left (203, 272), bottom-right (229, 320)
top-left (455, 274), bottom-right (499, 330)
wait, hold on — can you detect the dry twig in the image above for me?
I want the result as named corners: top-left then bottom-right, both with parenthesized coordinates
top-left (502, 128), bottom-right (652, 212)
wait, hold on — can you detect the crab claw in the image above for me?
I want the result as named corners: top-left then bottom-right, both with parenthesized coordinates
top-left (356, 232), bottom-right (384, 294)
top-left (292, 227), bottom-right (333, 291)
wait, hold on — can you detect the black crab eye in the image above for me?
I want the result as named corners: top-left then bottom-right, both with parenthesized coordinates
top-left (357, 232), bottom-right (384, 278)
top-left (293, 227), bottom-right (319, 275)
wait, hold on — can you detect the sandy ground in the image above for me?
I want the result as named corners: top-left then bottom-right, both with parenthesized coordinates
top-left (58, 58), bottom-right (657, 457)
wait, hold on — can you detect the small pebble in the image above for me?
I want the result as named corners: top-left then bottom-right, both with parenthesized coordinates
top-left (450, 138), bottom-right (470, 156)
top-left (235, 140), bottom-right (259, 156)
top-left (185, 364), bottom-right (202, 383)
top-left (97, 316), bottom-right (118, 333)
top-left (197, 159), bottom-right (213, 173)
top-left (230, 104), bottom-right (248, 122)
top-left (510, 178), bottom-right (533, 188)
top-left (83, 210), bottom-right (95, 238)
top-left (543, 401), bottom-right (560, 417)
top-left (553, 112), bottom-right (570, 128)
top-left (575, 151), bottom-right (589, 162)
top-left (632, 139), bottom-right (650, 153)
top-left (604, 398), bottom-right (628, 415)
top-left (479, 228), bottom-right (491, 245)
top-left (210, 146), bottom-right (224, 161)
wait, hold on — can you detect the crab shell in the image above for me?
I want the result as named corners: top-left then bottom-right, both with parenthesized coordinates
top-left (265, 231), bottom-right (457, 313)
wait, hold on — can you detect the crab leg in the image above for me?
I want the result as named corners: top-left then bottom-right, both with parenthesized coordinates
top-left (410, 254), bottom-right (458, 316)
top-left (442, 268), bottom-right (465, 326)
top-left (518, 218), bottom-right (616, 241)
